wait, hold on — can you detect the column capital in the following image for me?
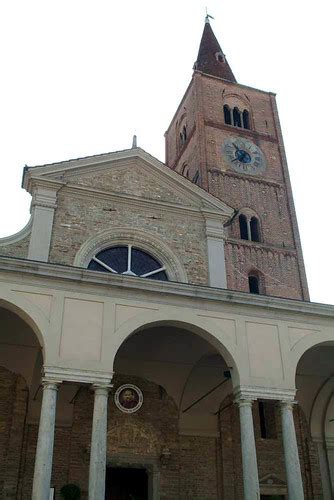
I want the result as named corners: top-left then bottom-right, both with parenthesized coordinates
top-left (280, 400), bottom-right (297, 412)
top-left (91, 384), bottom-right (113, 396)
top-left (234, 395), bottom-right (255, 407)
top-left (41, 378), bottom-right (62, 389)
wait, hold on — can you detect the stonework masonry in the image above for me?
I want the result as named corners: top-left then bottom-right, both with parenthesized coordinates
top-left (48, 188), bottom-right (209, 286)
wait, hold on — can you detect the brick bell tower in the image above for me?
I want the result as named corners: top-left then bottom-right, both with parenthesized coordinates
top-left (165, 18), bottom-right (309, 300)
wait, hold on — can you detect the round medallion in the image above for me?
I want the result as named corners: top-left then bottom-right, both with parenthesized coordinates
top-left (114, 384), bottom-right (143, 414)
top-left (222, 137), bottom-right (266, 175)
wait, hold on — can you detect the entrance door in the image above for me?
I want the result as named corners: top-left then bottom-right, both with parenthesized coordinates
top-left (105, 467), bottom-right (148, 500)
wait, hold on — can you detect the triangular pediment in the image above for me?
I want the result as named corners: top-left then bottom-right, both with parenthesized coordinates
top-left (259, 473), bottom-right (286, 486)
top-left (23, 147), bottom-right (234, 217)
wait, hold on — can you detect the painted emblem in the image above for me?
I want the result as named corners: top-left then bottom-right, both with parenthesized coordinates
top-left (114, 384), bottom-right (143, 414)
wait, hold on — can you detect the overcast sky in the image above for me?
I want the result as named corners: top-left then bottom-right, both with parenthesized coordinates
top-left (0, 0), bottom-right (333, 304)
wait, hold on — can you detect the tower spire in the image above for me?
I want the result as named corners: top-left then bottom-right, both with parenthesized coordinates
top-left (194, 20), bottom-right (236, 82)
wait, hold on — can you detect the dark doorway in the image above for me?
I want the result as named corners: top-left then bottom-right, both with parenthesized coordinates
top-left (105, 467), bottom-right (148, 500)
top-left (260, 496), bottom-right (285, 499)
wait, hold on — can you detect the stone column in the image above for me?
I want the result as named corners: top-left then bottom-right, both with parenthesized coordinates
top-left (88, 384), bottom-right (110, 500)
top-left (280, 401), bottom-right (304, 499)
top-left (237, 398), bottom-right (260, 500)
top-left (32, 380), bottom-right (60, 500)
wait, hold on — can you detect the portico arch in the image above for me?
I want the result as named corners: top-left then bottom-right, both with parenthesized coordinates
top-left (0, 295), bottom-right (47, 353)
top-left (111, 313), bottom-right (240, 386)
top-left (111, 317), bottom-right (237, 499)
top-left (296, 341), bottom-right (334, 498)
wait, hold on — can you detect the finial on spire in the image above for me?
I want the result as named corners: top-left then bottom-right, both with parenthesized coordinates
top-left (132, 134), bottom-right (137, 148)
top-left (205, 7), bottom-right (214, 24)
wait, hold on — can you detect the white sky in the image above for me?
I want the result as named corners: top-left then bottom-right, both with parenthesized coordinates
top-left (0, 0), bottom-right (333, 304)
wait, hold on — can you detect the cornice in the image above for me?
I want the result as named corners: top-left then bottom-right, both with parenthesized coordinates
top-left (43, 366), bottom-right (113, 385)
top-left (0, 217), bottom-right (32, 246)
top-left (204, 119), bottom-right (278, 144)
top-left (208, 168), bottom-right (284, 190)
top-left (23, 148), bottom-right (234, 217)
top-left (225, 238), bottom-right (297, 257)
top-left (25, 176), bottom-right (65, 194)
top-left (194, 70), bottom-right (276, 96)
top-left (61, 184), bottom-right (231, 220)
top-left (234, 386), bottom-right (296, 402)
top-left (1, 256), bottom-right (334, 320)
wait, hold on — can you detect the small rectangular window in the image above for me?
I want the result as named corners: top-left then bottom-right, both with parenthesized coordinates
top-left (259, 401), bottom-right (277, 439)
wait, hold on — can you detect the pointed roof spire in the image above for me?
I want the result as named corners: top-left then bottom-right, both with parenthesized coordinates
top-left (194, 19), bottom-right (236, 82)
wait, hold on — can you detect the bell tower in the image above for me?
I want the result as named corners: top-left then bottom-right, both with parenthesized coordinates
top-left (165, 19), bottom-right (309, 300)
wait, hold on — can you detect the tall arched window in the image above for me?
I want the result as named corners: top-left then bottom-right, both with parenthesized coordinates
top-left (181, 162), bottom-right (189, 178)
top-left (248, 274), bottom-right (260, 294)
top-left (250, 217), bottom-right (260, 242)
top-left (243, 109), bottom-right (250, 130)
top-left (182, 125), bottom-right (187, 143)
top-left (239, 214), bottom-right (248, 240)
top-left (180, 125), bottom-right (187, 146)
top-left (233, 107), bottom-right (242, 127)
top-left (223, 105), bottom-right (232, 125)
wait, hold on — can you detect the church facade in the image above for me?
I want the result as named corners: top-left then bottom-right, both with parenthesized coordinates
top-left (0, 20), bottom-right (333, 500)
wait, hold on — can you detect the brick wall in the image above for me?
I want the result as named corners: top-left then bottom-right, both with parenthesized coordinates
top-left (0, 367), bottom-right (325, 499)
top-left (180, 435), bottom-right (219, 499)
top-left (165, 71), bottom-right (308, 300)
top-left (0, 367), bottom-right (28, 499)
top-left (219, 396), bottom-right (323, 499)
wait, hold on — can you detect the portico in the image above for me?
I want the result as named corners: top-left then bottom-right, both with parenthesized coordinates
top-left (0, 255), bottom-right (332, 498)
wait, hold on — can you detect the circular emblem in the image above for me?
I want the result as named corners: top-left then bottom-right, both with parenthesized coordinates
top-left (114, 384), bottom-right (143, 414)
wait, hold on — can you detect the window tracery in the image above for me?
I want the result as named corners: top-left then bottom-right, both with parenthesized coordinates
top-left (88, 245), bottom-right (168, 281)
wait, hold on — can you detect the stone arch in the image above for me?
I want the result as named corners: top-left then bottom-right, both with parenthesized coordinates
top-left (111, 311), bottom-right (241, 386)
top-left (291, 336), bottom-right (334, 378)
top-left (73, 227), bottom-right (188, 283)
top-left (0, 294), bottom-right (47, 355)
top-left (296, 341), bottom-right (334, 497)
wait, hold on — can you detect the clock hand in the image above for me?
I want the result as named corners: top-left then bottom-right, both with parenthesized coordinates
top-left (233, 143), bottom-right (240, 152)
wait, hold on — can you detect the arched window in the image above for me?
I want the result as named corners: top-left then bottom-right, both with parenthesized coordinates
top-left (233, 107), bottom-right (242, 127)
top-left (192, 170), bottom-right (200, 184)
top-left (88, 245), bottom-right (168, 281)
top-left (223, 104), bottom-right (232, 125)
top-left (180, 125), bottom-right (187, 146)
top-left (250, 217), bottom-right (260, 242)
top-left (239, 214), bottom-right (248, 240)
top-left (243, 109), bottom-right (250, 130)
top-left (182, 125), bottom-right (187, 143)
top-left (181, 162), bottom-right (189, 178)
top-left (248, 274), bottom-right (260, 294)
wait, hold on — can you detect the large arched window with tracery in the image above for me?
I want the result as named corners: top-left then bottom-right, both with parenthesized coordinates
top-left (88, 245), bottom-right (168, 281)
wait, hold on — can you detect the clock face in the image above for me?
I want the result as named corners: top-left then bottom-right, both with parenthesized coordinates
top-left (222, 137), bottom-right (266, 175)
